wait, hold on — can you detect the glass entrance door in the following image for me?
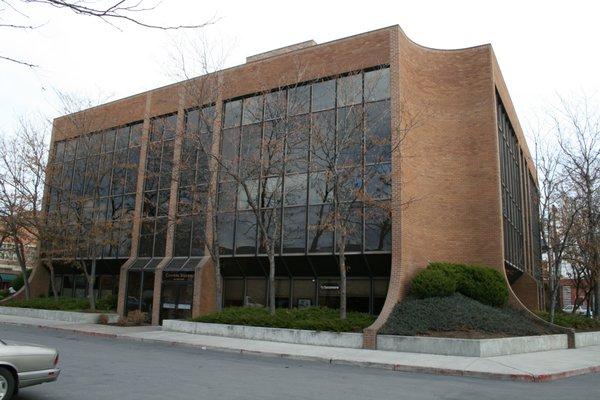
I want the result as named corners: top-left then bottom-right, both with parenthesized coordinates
top-left (160, 280), bottom-right (193, 321)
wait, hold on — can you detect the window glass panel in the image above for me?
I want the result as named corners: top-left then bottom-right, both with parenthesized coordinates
top-left (292, 279), bottom-right (315, 308)
top-left (310, 110), bottom-right (335, 170)
top-left (338, 168), bottom-right (363, 202)
top-left (365, 202), bottom-right (391, 252)
top-left (72, 159), bottom-right (86, 196)
top-left (177, 188), bottom-right (193, 215)
top-left (240, 123), bottom-right (262, 173)
top-left (288, 85), bottom-right (310, 116)
top-left (347, 279), bottom-right (370, 313)
top-left (54, 141), bottom-right (66, 162)
top-left (224, 279), bottom-right (244, 306)
top-left (220, 127), bottom-right (240, 175)
top-left (224, 100), bottom-right (242, 128)
top-left (308, 171), bottom-right (333, 204)
top-left (275, 279), bottom-right (290, 308)
top-left (200, 106), bottom-right (215, 133)
top-left (284, 173), bottom-right (307, 206)
top-left (159, 140), bottom-right (174, 189)
top-left (218, 181), bottom-right (237, 212)
top-left (123, 195), bottom-right (136, 218)
top-left (311, 79), bottom-right (335, 112)
top-left (138, 220), bottom-right (154, 257)
top-left (191, 213), bottom-right (206, 256)
top-left (364, 68), bottom-right (390, 102)
top-left (258, 208), bottom-right (281, 254)
top-left (115, 126), bottom-right (130, 150)
top-left (308, 205), bottom-right (333, 253)
top-left (64, 139), bottom-right (77, 160)
top-left (237, 180), bottom-right (259, 210)
top-left (242, 96), bottom-right (263, 125)
top-left (285, 115), bottom-right (309, 173)
top-left (365, 163), bottom-right (391, 200)
top-left (163, 114), bottom-right (177, 140)
top-left (264, 90), bottom-right (286, 120)
top-left (174, 216), bottom-right (192, 257)
top-left (337, 203), bottom-right (363, 252)
top-left (153, 217), bottom-right (167, 257)
top-left (262, 121), bottom-right (285, 176)
top-left (337, 74), bottom-right (362, 107)
top-left (157, 189), bottom-right (170, 216)
top-left (102, 129), bottom-right (116, 153)
top-left (246, 279), bottom-right (266, 305)
top-left (97, 154), bottom-right (112, 197)
top-left (130, 123), bottom-right (142, 146)
top-left (217, 212), bottom-right (235, 255)
top-left (185, 109), bottom-right (200, 136)
top-left (142, 191), bottom-right (157, 218)
top-left (259, 176), bottom-right (282, 209)
top-left (283, 206), bottom-right (306, 253)
top-left (365, 100), bottom-right (391, 163)
top-left (337, 106), bottom-right (363, 166)
top-left (235, 211), bottom-right (256, 254)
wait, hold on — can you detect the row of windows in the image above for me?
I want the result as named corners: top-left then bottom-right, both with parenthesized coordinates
top-left (223, 68), bottom-right (389, 128)
top-left (46, 122), bottom-right (142, 259)
top-left (139, 114), bottom-right (176, 258)
top-left (497, 96), bottom-right (526, 271)
top-left (217, 201), bottom-right (391, 256)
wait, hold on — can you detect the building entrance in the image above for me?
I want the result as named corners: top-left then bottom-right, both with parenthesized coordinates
top-left (160, 271), bottom-right (194, 321)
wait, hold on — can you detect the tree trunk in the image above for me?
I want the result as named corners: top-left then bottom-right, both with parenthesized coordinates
top-left (595, 281), bottom-right (600, 320)
top-left (214, 251), bottom-right (223, 311)
top-left (268, 250), bottom-right (276, 316)
top-left (88, 259), bottom-right (96, 311)
top-left (339, 241), bottom-right (347, 320)
top-left (15, 241), bottom-right (30, 300)
top-left (48, 262), bottom-right (58, 300)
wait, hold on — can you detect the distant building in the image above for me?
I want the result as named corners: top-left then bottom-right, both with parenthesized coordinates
top-left (25, 26), bottom-right (541, 334)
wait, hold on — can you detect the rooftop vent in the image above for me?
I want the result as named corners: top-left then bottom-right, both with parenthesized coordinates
top-left (246, 40), bottom-right (317, 63)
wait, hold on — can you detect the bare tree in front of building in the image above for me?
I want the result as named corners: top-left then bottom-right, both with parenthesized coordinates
top-left (553, 95), bottom-right (600, 319)
top-left (0, 117), bottom-right (50, 299)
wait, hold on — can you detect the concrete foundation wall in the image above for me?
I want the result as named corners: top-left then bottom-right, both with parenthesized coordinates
top-left (377, 334), bottom-right (568, 357)
top-left (0, 306), bottom-right (119, 324)
top-left (574, 332), bottom-right (600, 348)
top-left (163, 320), bottom-right (364, 349)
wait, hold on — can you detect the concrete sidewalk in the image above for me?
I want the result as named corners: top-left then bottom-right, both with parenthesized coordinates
top-left (1, 314), bottom-right (599, 382)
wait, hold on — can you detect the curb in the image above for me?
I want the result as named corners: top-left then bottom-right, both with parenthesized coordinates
top-left (2, 321), bottom-right (598, 383)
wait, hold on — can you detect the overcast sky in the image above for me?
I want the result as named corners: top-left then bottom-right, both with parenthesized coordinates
top-left (1, 0), bottom-right (599, 145)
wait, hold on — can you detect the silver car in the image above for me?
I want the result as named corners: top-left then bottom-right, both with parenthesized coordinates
top-left (0, 339), bottom-right (60, 400)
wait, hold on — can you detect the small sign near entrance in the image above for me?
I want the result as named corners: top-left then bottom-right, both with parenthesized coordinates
top-left (320, 283), bottom-right (340, 290)
top-left (164, 271), bottom-right (194, 282)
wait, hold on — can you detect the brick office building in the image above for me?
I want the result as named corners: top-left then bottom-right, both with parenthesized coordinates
top-left (21, 26), bottom-right (542, 335)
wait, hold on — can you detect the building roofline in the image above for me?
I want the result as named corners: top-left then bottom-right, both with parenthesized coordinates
top-left (54, 24), bottom-right (496, 123)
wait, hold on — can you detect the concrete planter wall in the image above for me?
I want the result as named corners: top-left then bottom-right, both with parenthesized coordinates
top-left (377, 334), bottom-right (569, 357)
top-left (163, 320), bottom-right (364, 349)
top-left (0, 306), bottom-right (119, 324)
top-left (574, 331), bottom-right (600, 348)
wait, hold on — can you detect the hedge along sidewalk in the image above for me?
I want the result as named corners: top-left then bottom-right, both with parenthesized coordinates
top-left (2, 313), bottom-right (600, 382)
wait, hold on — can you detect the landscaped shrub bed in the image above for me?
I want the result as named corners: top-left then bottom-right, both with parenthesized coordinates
top-left (192, 307), bottom-right (375, 333)
top-left (411, 262), bottom-right (509, 307)
top-left (380, 294), bottom-right (559, 337)
top-left (536, 311), bottom-right (600, 331)
top-left (4, 295), bottom-right (117, 312)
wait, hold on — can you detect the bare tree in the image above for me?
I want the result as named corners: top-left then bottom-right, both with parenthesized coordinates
top-left (2, 0), bottom-right (214, 67)
top-left (168, 35), bottom-right (226, 310)
top-left (308, 69), bottom-right (413, 319)
top-left (0, 117), bottom-right (49, 299)
top-left (553, 95), bottom-right (600, 318)
top-left (43, 92), bottom-right (126, 311)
